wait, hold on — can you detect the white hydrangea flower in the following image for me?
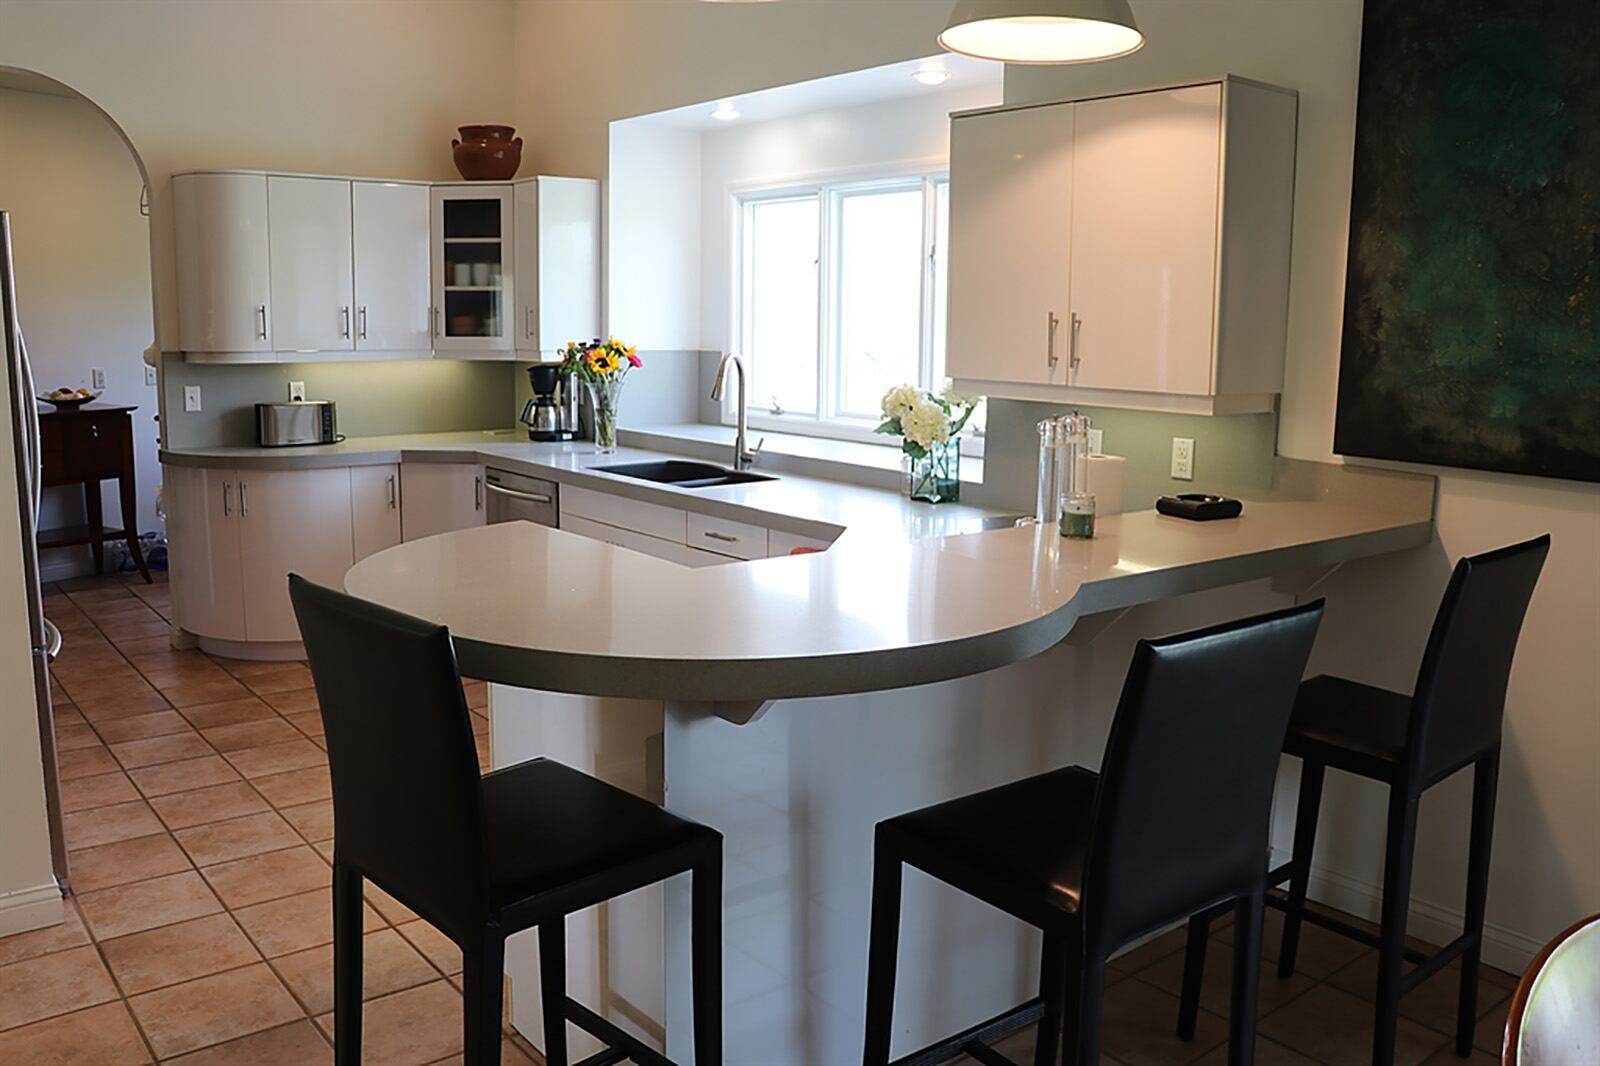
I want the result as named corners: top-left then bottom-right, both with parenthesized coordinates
top-left (940, 382), bottom-right (975, 409)
top-left (901, 397), bottom-right (952, 449)
top-left (881, 384), bottom-right (923, 421)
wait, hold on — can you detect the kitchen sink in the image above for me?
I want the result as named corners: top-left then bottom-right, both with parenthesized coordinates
top-left (593, 460), bottom-right (777, 489)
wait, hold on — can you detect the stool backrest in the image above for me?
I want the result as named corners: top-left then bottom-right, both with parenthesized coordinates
top-left (1409, 534), bottom-right (1549, 783)
top-left (1084, 600), bottom-right (1324, 954)
top-left (289, 575), bottom-right (489, 927)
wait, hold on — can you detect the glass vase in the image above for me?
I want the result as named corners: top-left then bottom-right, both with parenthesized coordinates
top-left (587, 377), bottom-right (624, 454)
top-left (905, 439), bottom-right (961, 504)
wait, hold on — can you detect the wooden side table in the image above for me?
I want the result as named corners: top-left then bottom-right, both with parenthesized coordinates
top-left (37, 403), bottom-right (152, 583)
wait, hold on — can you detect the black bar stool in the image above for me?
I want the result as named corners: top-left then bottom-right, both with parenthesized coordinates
top-left (288, 575), bottom-right (724, 1066)
top-left (1177, 534), bottom-right (1550, 1066)
top-left (862, 601), bottom-right (1324, 1066)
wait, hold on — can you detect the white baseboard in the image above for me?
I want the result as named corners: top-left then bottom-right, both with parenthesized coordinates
top-left (0, 881), bottom-right (64, 939)
top-left (1271, 846), bottom-right (1542, 975)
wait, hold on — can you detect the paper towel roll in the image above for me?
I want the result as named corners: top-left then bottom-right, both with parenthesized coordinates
top-left (1085, 454), bottom-right (1127, 514)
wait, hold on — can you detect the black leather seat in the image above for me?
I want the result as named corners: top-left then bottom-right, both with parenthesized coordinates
top-left (288, 575), bottom-right (723, 1066)
top-left (1178, 534), bottom-right (1550, 1066)
top-left (863, 602), bottom-right (1325, 1066)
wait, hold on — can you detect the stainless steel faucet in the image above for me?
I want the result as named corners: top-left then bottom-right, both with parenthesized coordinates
top-left (710, 352), bottom-right (762, 471)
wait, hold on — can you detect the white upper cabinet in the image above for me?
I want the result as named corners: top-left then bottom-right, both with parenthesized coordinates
top-left (352, 182), bottom-right (431, 356)
top-left (514, 177), bottom-right (601, 359)
top-left (174, 173), bottom-right (273, 360)
top-left (947, 77), bottom-right (1298, 415)
top-left (267, 175), bottom-right (355, 357)
top-left (432, 185), bottom-right (514, 358)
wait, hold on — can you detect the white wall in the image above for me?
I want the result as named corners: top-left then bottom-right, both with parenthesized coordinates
top-left (0, 86), bottom-right (159, 578)
top-left (607, 121), bottom-right (703, 351)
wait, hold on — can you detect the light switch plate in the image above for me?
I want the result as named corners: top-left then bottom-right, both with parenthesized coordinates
top-left (288, 381), bottom-right (306, 402)
top-left (1171, 437), bottom-right (1195, 480)
top-left (91, 368), bottom-right (106, 389)
top-left (144, 365), bottom-right (158, 387)
top-left (183, 385), bottom-right (202, 413)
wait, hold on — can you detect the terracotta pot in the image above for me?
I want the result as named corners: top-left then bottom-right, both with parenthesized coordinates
top-left (451, 124), bottom-right (522, 181)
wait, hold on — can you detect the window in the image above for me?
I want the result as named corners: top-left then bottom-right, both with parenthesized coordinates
top-left (735, 174), bottom-right (975, 447)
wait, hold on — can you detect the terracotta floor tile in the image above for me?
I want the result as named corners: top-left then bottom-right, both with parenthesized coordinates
top-left (128, 962), bottom-right (302, 1059)
top-left (315, 979), bottom-right (466, 1066)
top-left (214, 657), bottom-right (303, 680)
top-left (281, 799), bottom-right (336, 842)
top-left (0, 944), bottom-right (119, 1031)
top-left (200, 846), bottom-right (331, 910)
top-left (225, 738), bottom-right (327, 779)
top-left (1189, 1036), bottom-right (1320, 1065)
top-left (1136, 935), bottom-right (1320, 1022)
top-left (129, 755), bottom-right (242, 797)
top-left (1324, 949), bottom-right (1515, 1037)
top-left (57, 669), bottom-right (151, 702)
top-left (53, 721), bottom-right (102, 751)
top-left (202, 717), bottom-right (305, 753)
top-left (1474, 993), bottom-right (1511, 1053)
top-left (286, 710), bottom-right (327, 738)
top-left (233, 887), bottom-right (383, 958)
top-left (428, 1040), bottom-right (538, 1066)
top-left (102, 619), bottom-right (175, 645)
top-left (100, 913), bottom-right (262, 995)
top-left (110, 731), bottom-right (213, 770)
top-left (365, 883), bottom-right (420, 926)
top-left (52, 702), bottom-right (86, 727)
top-left (116, 634), bottom-right (180, 658)
top-left (63, 799), bottom-right (166, 850)
top-left (273, 928), bottom-right (437, 1015)
top-left (57, 744), bottom-right (122, 780)
top-left (1098, 976), bottom-right (1229, 1066)
top-left (163, 1019), bottom-right (331, 1064)
top-left (92, 709), bottom-right (194, 744)
top-left (180, 697), bottom-right (279, 730)
top-left (463, 679), bottom-right (489, 709)
top-left (1217, 906), bottom-right (1370, 981)
top-left (162, 676), bottom-right (253, 708)
top-left (76, 688), bottom-right (177, 720)
top-left (396, 921), bottom-right (463, 976)
top-left (126, 648), bottom-right (214, 675)
top-left (251, 765), bottom-right (332, 808)
top-left (264, 687), bottom-right (322, 715)
top-left (1259, 983), bottom-right (1446, 1066)
top-left (174, 811), bottom-right (303, 866)
top-left (242, 663), bottom-right (313, 695)
top-left (0, 1001), bottom-right (151, 1065)
top-left (150, 781), bottom-right (272, 831)
top-left (60, 770), bottom-right (140, 813)
top-left (67, 833), bottom-right (194, 893)
top-left (77, 871), bottom-right (222, 940)
top-left (0, 901), bottom-right (91, 967)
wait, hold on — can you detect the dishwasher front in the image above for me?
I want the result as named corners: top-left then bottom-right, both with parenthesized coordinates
top-left (483, 467), bottom-right (559, 527)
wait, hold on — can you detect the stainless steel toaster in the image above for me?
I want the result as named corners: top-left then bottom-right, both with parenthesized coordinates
top-left (255, 401), bottom-right (339, 447)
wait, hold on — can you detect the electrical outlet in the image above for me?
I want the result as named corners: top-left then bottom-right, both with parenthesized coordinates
top-left (288, 381), bottom-right (307, 402)
top-left (144, 365), bottom-right (158, 387)
top-left (1087, 427), bottom-right (1104, 455)
top-left (1171, 437), bottom-right (1195, 481)
top-left (91, 367), bottom-right (106, 390)
top-left (183, 385), bottom-right (202, 413)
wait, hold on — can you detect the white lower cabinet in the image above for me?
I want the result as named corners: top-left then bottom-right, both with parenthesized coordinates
top-left (167, 465), bottom-right (247, 642)
top-left (351, 464), bottom-right (402, 560)
top-left (236, 468), bottom-right (354, 643)
top-left (559, 514), bottom-right (724, 567)
top-left (400, 462), bottom-right (485, 541)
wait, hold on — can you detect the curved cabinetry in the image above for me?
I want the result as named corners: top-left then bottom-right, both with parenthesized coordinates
top-left (174, 173), bottom-right (273, 361)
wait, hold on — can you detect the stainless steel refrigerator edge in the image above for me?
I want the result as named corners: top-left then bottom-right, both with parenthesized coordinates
top-left (1, 211), bottom-right (69, 888)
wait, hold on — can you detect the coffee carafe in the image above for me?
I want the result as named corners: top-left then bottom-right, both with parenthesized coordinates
top-left (521, 364), bottom-right (578, 441)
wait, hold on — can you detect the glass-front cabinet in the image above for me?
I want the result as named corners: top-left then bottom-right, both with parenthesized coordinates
top-left (430, 184), bottom-right (514, 357)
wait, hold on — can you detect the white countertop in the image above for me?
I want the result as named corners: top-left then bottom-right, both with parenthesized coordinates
top-left (338, 452), bottom-right (1434, 705)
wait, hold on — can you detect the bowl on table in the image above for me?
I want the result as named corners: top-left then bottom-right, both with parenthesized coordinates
top-left (38, 388), bottom-right (102, 409)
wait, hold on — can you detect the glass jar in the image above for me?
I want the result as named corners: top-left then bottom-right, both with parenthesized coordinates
top-left (1059, 491), bottom-right (1097, 539)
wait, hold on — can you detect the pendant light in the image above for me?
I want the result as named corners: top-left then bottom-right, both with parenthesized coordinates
top-left (939, 0), bottom-right (1144, 64)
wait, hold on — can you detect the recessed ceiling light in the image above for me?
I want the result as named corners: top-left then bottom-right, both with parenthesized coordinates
top-left (913, 63), bottom-right (951, 86)
top-left (711, 100), bottom-right (741, 121)
top-left (939, 0), bottom-right (1145, 65)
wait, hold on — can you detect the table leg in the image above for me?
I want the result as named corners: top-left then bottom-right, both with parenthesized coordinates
top-left (118, 471), bottom-right (152, 583)
top-left (84, 483), bottom-right (105, 575)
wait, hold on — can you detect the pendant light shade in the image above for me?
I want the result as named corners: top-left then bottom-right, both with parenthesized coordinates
top-left (939, 0), bottom-right (1144, 64)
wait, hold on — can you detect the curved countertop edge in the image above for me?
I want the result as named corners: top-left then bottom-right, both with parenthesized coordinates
top-left (360, 514), bottom-right (1434, 704)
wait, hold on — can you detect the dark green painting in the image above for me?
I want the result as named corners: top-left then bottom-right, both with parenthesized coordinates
top-left (1335, 0), bottom-right (1600, 482)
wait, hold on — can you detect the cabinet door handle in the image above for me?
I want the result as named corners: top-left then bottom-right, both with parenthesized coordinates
top-left (1069, 312), bottom-right (1082, 374)
top-left (703, 530), bottom-right (739, 544)
top-left (238, 481), bottom-right (249, 518)
top-left (525, 306), bottom-right (534, 340)
top-left (222, 480), bottom-right (232, 517)
top-left (359, 306), bottom-right (368, 341)
top-left (1046, 311), bottom-right (1060, 371)
top-left (340, 305), bottom-right (351, 340)
top-left (386, 473), bottom-right (396, 509)
top-left (434, 306), bottom-right (442, 338)
top-left (257, 305), bottom-right (268, 340)
top-left (474, 475), bottom-right (483, 511)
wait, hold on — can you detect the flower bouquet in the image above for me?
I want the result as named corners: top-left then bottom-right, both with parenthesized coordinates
top-left (559, 337), bottom-right (642, 453)
top-left (876, 383), bottom-right (978, 504)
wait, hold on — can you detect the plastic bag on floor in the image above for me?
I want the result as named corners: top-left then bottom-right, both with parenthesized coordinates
top-left (105, 531), bottom-right (168, 574)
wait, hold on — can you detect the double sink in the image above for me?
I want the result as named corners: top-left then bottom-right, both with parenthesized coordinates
top-left (594, 460), bottom-right (777, 490)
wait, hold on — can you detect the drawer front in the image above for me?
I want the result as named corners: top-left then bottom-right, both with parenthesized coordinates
top-left (43, 413), bottom-right (128, 484)
top-left (560, 514), bottom-right (716, 565)
top-left (563, 484), bottom-right (686, 543)
top-left (687, 511), bottom-right (769, 561)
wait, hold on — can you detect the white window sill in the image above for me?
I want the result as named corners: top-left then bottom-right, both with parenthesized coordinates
top-left (619, 423), bottom-right (983, 491)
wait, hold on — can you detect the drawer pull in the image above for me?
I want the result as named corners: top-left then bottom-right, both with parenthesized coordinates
top-left (485, 482), bottom-right (552, 505)
top-left (703, 530), bottom-right (738, 544)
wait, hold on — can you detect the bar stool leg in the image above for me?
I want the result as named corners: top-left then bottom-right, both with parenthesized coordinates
top-left (1177, 912), bottom-right (1211, 1040)
top-left (463, 931), bottom-right (506, 1066)
top-left (1374, 788), bottom-right (1420, 1066)
top-left (1035, 931), bottom-right (1067, 1066)
top-left (331, 862), bottom-right (364, 1066)
top-left (1228, 890), bottom-right (1265, 1066)
top-left (862, 839), bottom-right (903, 1066)
top-left (1277, 760), bottom-right (1326, 978)
top-left (538, 921), bottom-right (567, 1066)
top-left (1067, 956), bottom-right (1105, 1066)
top-left (692, 850), bottom-right (724, 1066)
top-left (1457, 751), bottom-right (1500, 1055)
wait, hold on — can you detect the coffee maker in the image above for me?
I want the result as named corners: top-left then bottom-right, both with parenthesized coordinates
top-left (521, 364), bottom-right (579, 441)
